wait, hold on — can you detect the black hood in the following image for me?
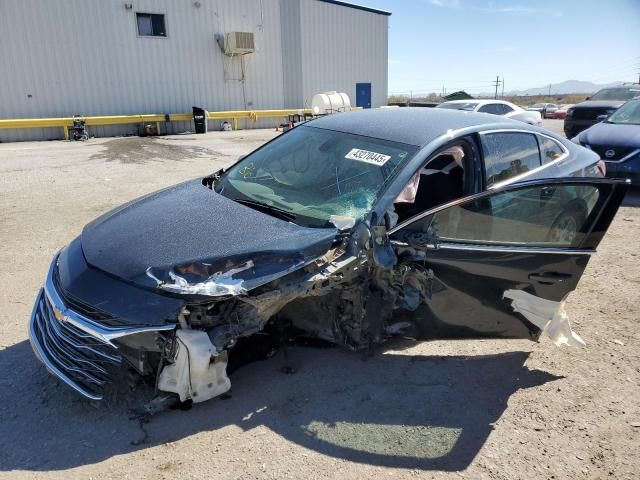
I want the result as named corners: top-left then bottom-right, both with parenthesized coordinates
top-left (81, 179), bottom-right (337, 294)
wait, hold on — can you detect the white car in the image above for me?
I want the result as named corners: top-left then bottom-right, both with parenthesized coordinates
top-left (436, 99), bottom-right (543, 126)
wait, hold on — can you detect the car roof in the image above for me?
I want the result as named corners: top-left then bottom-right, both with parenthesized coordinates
top-left (440, 99), bottom-right (511, 105)
top-left (439, 99), bottom-right (523, 111)
top-left (307, 107), bottom-right (521, 147)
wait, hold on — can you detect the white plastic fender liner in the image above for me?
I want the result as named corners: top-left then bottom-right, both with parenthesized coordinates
top-left (158, 329), bottom-right (231, 403)
top-left (503, 289), bottom-right (586, 347)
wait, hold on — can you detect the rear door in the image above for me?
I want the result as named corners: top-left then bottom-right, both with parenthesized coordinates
top-left (388, 178), bottom-right (627, 344)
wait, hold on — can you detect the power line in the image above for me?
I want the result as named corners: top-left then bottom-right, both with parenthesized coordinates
top-left (556, 56), bottom-right (640, 83)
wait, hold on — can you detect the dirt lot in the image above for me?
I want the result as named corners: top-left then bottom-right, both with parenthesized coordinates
top-left (0, 125), bottom-right (639, 480)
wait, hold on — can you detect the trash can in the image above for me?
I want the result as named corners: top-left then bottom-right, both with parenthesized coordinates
top-left (192, 106), bottom-right (208, 134)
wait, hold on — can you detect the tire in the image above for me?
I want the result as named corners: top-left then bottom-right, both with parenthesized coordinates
top-left (547, 207), bottom-right (586, 245)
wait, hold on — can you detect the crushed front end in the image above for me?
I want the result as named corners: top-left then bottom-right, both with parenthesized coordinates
top-left (29, 253), bottom-right (177, 400)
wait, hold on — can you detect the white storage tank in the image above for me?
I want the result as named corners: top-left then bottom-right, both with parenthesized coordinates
top-left (311, 91), bottom-right (352, 115)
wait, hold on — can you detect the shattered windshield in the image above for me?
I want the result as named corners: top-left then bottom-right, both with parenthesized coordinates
top-left (215, 125), bottom-right (417, 227)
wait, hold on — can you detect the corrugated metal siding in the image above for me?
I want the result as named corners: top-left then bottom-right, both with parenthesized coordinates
top-left (299, 0), bottom-right (388, 108)
top-left (279, 0), bottom-right (303, 109)
top-left (0, 0), bottom-right (388, 142)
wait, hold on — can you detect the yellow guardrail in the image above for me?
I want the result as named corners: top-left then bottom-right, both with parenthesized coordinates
top-left (0, 109), bottom-right (317, 140)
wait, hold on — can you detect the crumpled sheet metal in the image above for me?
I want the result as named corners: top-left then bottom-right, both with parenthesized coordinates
top-left (145, 253), bottom-right (318, 297)
top-left (503, 289), bottom-right (585, 347)
top-left (146, 261), bottom-right (254, 297)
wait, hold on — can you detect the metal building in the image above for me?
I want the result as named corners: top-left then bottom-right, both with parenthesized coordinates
top-left (0, 0), bottom-right (390, 142)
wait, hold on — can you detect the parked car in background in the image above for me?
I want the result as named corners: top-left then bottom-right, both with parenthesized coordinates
top-left (574, 98), bottom-right (640, 186)
top-left (552, 104), bottom-right (574, 120)
top-left (436, 100), bottom-right (542, 125)
top-left (526, 103), bottom-right (559, 119)
top-left (29, 108), bottom-right (626, 404)
top-left (564, 85), bottom-right (640, 138)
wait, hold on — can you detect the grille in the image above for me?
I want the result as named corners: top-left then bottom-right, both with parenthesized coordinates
top-left (590, 146), bottom-right (637, 161)
top-left (30, 289), bottom-right (121, 400)
top-left (233, 32), bottom-right (254, 50)
top-left (571, 107), bottom-right (609, 121)
top-left (52, 268), bottom-right (115, 322)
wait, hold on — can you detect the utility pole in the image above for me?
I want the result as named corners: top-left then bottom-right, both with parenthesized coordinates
top-left (493, 75), bottom-right (501, 99)
top-left (501, 76), bottom-right (505, 99)
top-left (548, 83), bottom-right (552, 96)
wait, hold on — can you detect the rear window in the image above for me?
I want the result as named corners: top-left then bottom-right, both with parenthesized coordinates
top-left (437, 102), bottom-right (478, 111)
top-left (538, 136), bottom-right (565, 164)
top-left (481, 132), bottom-right (541, 186)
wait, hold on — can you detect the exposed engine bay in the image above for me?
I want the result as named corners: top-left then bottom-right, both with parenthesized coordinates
top-left (120, 238), bottom-right (440, 407)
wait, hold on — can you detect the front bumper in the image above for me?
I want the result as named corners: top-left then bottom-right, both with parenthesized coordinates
top-left (605, 154), bottom-right (640, 186)
top-left (29, 254), bottom-right (175, 400)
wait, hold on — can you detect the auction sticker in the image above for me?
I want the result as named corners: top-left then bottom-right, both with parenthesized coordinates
top-left (345, 148), bottom-right (391, 166)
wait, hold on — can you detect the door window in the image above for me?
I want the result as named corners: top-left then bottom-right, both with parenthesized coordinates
top-left (420, 183), bottom-right (601, 248)
top-left (499, 104), bottom-right (514, 114)
top-left (481, 132), bottom-right (541, 186)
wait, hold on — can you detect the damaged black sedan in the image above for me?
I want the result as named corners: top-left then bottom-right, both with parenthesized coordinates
top-left (30, 108), bottom-right (628, 403)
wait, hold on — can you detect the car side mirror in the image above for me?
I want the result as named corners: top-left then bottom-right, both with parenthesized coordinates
top-left (370, 212), bottom-right (397, 269)
top-left (585, 97), bottom-right (591, 101)
top-left (596, 114), bottom-right (608, 122)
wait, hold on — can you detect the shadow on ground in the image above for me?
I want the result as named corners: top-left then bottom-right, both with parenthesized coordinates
top-left (622, 189), bottom-right (640, 207)
top-left (0, 340), bottom-right (560, 472)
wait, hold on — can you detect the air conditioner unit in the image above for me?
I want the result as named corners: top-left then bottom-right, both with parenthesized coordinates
top-left (224, 32), bottom-right (255, 55)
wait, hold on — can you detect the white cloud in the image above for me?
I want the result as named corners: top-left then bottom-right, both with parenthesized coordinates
top-left (429, 0), bottom-right (461, 8)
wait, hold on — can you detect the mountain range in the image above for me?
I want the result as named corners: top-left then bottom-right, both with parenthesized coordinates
top-left (509, 80), bottom-right (626, 96)
top-left (476, 80), bottom-right (624, 97)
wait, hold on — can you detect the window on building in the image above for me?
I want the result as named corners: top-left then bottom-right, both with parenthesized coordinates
top-left (136, 13), bottom-right (166, 37)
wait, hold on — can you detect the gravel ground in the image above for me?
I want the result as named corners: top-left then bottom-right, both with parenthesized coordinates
top-left (0, 125), bottom-right (639, 480)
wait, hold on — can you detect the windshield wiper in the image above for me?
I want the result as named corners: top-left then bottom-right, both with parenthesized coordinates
top-left (233, 198), bottom-right (297, 221)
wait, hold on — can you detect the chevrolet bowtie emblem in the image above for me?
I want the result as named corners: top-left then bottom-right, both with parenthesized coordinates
top-left (52, 305), bottom-right (66, 323)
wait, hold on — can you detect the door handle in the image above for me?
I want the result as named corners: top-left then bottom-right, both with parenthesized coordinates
top-left (528, 272), bottom-right (572, 284)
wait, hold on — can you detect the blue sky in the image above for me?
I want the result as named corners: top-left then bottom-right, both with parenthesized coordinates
top-left (358, 0), bottom-right (640, 95)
